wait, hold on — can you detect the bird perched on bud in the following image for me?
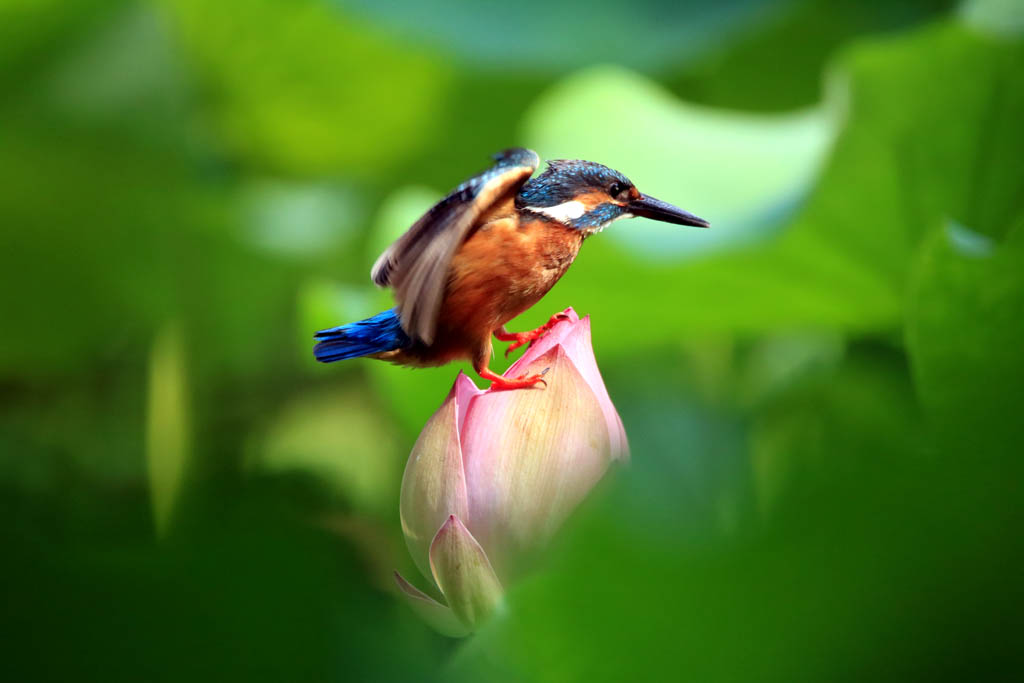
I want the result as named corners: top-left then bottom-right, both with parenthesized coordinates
top-left (314, 148), bottom-right (708, 390)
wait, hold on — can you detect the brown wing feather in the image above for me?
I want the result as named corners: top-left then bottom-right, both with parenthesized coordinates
top-left (370, 149), bottom-right (538, 344)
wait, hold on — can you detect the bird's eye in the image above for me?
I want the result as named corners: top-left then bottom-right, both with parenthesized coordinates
top-left (609, 182), bottom-right (625, 199)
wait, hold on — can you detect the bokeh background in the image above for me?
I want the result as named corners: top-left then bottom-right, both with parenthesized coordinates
top-left (2, 0), bottom-right (1023, 680)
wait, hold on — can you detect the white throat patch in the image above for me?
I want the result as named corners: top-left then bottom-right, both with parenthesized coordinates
top-left (525, 200), bottom-right (586, 224)
top-left (582, 211), bottom-right (634, 236)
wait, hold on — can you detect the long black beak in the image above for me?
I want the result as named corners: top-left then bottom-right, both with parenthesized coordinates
top-left (629, 194), bottom-right (710, 228)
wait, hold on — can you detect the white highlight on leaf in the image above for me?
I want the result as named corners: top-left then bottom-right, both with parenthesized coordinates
top-left (526, 200), bottom-right (586, 223)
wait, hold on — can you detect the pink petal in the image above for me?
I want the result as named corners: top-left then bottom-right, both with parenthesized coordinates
top-left (393, 570), bottom-right (470, 637)
top-left (399, 379), bottom-right (471, 586)
top-left (461, 345), bottom-right (614, 579)
top-left (428, 515), bottom-right (504, 630)
top-left (453, 371), bottom-right (484, 434)
top-left (508, 311), bottom-right (628, 460)
top-left (547, 315), bottom-right (629, 459)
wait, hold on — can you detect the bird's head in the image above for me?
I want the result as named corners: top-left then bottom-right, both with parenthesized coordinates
top-left (516, 159), bottom-right (709, 234)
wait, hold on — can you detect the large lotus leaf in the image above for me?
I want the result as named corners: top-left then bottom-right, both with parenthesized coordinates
top-left (504, 21), bottom-right (1024, 352)
top-left (522, 64), bottom-right (837, 260)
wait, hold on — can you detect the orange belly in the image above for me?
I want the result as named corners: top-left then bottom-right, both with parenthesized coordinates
top-left (389, 215), bottom-right (584, 367)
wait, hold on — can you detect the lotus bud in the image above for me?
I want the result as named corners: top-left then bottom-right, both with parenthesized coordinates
top-left (394, 309), bottom-right (627, 634)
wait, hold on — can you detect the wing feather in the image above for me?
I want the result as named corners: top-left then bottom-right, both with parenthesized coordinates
top-left (370, 148), bottom-right (539, 344)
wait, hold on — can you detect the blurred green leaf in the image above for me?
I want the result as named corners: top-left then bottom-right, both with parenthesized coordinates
top-left (523, 65), bottom-right (837, 259)
top-left (0, 6), bottom-right (293, 378)
top-left (735, 332), bottom-right (845, 407)
top-left (509, 20), bottom-right (1024, 353)
top-left (42, 3), bottom-right (191, 140)
top-left (146, 322), bottom-right (191, 536)
top-left (667, 0), bottom-right (956, 111)
top-left (246, 387), bottom-right (402, 514)
top-left (960, 0), bottom-right (1024, 36)
top-left (161, 0), bottom-right (451, 176)
top-left (750, 343), bottom-right (920, 510)
top-left (905, 220), bottom-right (1024, 442)
top-left (0, 124), bottom-right (184, 374)
top-left (0, 0), bottom-right (114, 76)
top-left (238, 179), bottom-right (365, 258)
top-left (448, 433), bottom-right (1020, 683)
top-left (337, 0), bottom-right (788, 71)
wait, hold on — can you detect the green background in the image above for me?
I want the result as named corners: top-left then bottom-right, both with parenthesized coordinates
top-left (2, 0), bottom-right (1022, 680)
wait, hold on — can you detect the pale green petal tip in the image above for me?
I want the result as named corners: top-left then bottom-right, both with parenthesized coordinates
top-left (429, 515), bottom-right (504, 630)
top-left (399, 384), bottom-right (469, 588)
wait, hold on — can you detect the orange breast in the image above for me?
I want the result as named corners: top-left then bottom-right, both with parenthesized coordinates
top-left (432, 213), bottom-right (584, 355)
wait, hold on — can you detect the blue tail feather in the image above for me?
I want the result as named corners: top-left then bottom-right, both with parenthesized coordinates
top-left (313, 308), bottom-right (411, 363)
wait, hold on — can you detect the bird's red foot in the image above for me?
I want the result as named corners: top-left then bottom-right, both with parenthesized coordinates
top-left (477, 366), bottom-right (549, 391)
top-left (496, 312), bottom-right (571, 358)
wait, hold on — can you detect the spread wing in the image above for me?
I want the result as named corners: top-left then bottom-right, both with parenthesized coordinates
top-left (370, 148), bottom-right (539, 345)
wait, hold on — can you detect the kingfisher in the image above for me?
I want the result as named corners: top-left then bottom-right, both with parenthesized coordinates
top-left (313, 148), bottom-right (708, 390)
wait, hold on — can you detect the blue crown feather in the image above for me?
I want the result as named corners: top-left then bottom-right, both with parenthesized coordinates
top-left (516, 160), bottom-right (632, 209)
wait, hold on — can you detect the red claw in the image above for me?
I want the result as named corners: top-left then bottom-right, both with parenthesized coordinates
top-left (476, 366), bottom-right (547, 391)
top-left (490, 374), bottom-right (548, 391)
top-left (497, 311), bottom-right (571, 358)
top-left (503, 335), bottom-right (531, 358)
